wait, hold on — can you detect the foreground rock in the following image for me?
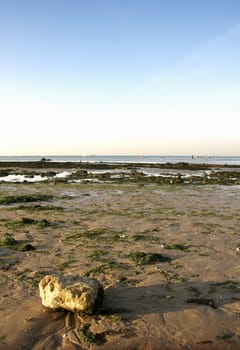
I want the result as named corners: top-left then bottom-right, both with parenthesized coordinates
top-left (39, 274), bottom-right (103, 314)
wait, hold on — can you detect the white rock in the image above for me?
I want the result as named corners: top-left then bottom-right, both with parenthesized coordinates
top-left (39, 274), bottom-right (103, 314)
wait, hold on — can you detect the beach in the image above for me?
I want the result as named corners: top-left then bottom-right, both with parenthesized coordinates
top-left (0, 163), bottom-right (240, 349)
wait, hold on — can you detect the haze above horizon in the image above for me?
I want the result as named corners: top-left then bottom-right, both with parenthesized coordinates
top-left (1, 1), bottom-right (240, 156)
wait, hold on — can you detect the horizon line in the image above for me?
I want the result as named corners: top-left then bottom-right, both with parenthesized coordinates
top-left (0, 154), bottom-right (239, 158)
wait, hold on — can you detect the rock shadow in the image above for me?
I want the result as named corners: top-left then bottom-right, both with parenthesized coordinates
top-left (100, 279), bottom-right (240, 318)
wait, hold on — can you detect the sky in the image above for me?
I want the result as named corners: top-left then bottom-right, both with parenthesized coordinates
top-left (0, 0), bottom-right (240, 156)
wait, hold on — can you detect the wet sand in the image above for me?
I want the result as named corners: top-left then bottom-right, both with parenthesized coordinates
top-left (0, 178), bottom-right (240, 349)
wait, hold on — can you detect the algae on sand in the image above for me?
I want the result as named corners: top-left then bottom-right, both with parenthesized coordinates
top-left (0, 194), bottom-right (53, 205)
top-left (128, 252), bottom-right (171, 265)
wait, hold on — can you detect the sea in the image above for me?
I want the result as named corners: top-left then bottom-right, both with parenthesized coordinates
top-left (0, 155), bottom-right (240, 165)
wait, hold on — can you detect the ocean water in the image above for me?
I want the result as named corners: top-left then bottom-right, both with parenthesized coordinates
top-left (0, 155), bottom-right (240, 165)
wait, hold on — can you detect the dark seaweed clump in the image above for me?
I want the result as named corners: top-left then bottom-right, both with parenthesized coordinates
top-left (0, 194), bottom-right (53, 205)
top-left (0, 234), bottom-right (35, 251)
top-left (128, 252), bottom-right (171, 265)
top-left (0, 235), bottom-right (17, 247)
top-left (10, 217), bottom-right (51, 228)
top-left (165, 243), bottom-right (190, 251)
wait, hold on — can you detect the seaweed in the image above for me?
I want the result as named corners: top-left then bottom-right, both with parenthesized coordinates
top-left (80, 323), bottom-right (107, 345)
top-left (0, 234), bottom-right (17, 247)
top-left (19, 217), bottom-right (36, 225)
top-left (13, 204), bottom-right (63, 211)
top-left (9, 217), bottom-right (51, 228)
top-left (131, 233), bottom-right (159, 242)
top-left (0, 194), bottom-right (53, 205)
top-left (18, 243), bottom-right (35, 252)
top-left (84, 261), bottom-right (127, 277)
top-left (211, 280), bottom-right (240, 292)
top-left (165, 243), bottom-right (190, 251)
top-left (157, 268), bottom-right (187, 283)
top-left (186, 298), bottom-right (217, 309)
top-left (0, 234), bottom-right (35, 252)
top-left (88, 249), bottom-right (107, 261)
top-left (81, 324), bottom-right (96, 343)
top-left (128, 252), bottom-right (171, 265)
top-left (57, 257), bottom-right (77, 270)
top-left (216, 332), bottom-right (234, 341)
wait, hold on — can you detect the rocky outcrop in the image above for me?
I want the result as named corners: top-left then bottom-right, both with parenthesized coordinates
top-left (39, 274), bottom-right (103, 314)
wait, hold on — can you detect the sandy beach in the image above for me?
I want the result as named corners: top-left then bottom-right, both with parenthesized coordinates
top-left (0, 164), bottom-right (240, 349)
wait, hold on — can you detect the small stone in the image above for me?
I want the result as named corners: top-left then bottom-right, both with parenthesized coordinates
top-left (39, 274), bottom-right (103, 314)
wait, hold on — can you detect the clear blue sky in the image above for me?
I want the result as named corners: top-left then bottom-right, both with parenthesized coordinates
top-left (1, 0), bottom-right (240, 155)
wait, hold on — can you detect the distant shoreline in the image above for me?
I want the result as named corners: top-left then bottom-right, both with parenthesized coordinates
top-left (0, 160), bottom-right (240, 170)
top-left (0, 160), bottom-right (240, 185)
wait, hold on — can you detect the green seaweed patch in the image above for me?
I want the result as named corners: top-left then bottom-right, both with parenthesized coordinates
top-left (65, 229), bottom-right (124, 242)
top-left (131, 234), bottom-right (147, 241)
top-left (64, 231), bottom-right (83, 240)
top-left (106, 232), bottom-right (127, 242)
top-left (0, 234), bottom-right (35, 252)
top-left (128, 252), bottom-right (171, 265)
top-left (216, 332), bottom-right (234, 341)
top-left (13, 204), bottom-right (63, 211)
top-left (0, 194), bottom-right (53, 205)
top-left (9, 217), bottom-right (51, 228)
top-left (81, 323), bottom-right (96, 343)
top-left (88, 249), bottom-right (107, 261)
top-left (165, 243), bottom-right (190, 251)
top-left (65, 229), bottom-right (107, 240)
top-left (18, 217), bottom-right (36, 225)
top-left (80, 323), bottom-right (106, 345)
top-left (131, 233), bottom-right (159, 243)
top-left (157, 268), bottom-right (187, 283)
top-left (36, 219), bottom-right (51, 228)
top-left (18, 243), bottom-right (35, 252)
top-left (0, 234), bottom-right (17, 247)
top-left (84, 261), bottom-right (127, 277)
top-left (57, 258), bottom-right (77, 270)
top-left (212, 280), bottom-right (240, 292)
top-left (85, 229), bottom-right (107, 239)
